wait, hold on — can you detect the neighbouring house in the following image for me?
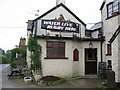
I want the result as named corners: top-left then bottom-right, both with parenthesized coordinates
top-left (13, 37), bottom-right (27, 67)
top-left (100, 0), bottom-right (120, 83)
top-left (26, 0), bottom-right (104, 80)
top-left (19, 37), bottom-right (26, 51)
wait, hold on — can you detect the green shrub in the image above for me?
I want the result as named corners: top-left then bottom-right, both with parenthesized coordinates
top-left (98, 83), bottom-right (108, 88)
top-left (10, 62), bottom-right (17, 67)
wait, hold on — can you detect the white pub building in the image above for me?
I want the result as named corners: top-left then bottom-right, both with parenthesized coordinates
top-left (27, 0), bottom-right (120, 83)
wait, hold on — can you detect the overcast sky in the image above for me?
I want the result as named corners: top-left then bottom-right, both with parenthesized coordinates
top-left (0, 0), bottom-right (103, 51)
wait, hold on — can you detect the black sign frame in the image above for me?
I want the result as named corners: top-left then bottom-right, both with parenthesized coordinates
top-left (41, 19), bottom-right (79, 33)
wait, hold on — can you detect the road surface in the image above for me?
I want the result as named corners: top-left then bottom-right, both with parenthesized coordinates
top-left (0, 64), bottom-right (10, 89)
top-left (1, 64), bottom-right (100, 89)
top-left (1, 64), bottom-right (38, 88)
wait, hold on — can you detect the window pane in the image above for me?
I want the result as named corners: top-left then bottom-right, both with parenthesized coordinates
top-left (108, 8), bottom-right (112, 13)
top-left (59, 42), bottom-right (65, 47)
top-left (85, 31), bottom-right (91, 37)
top-left (73, 49), bottom-right (79, 61)
top-left (59, 48), bottom-right (65, 56)
top-left (88, 53), bottom-right (93, 59)
top-left (47, 48), bottom-right (53, 56)
top-left (53, 48), bottom-right (59, 56)
top-left (113, 1), bottom-right (118, 6)
top-left (108, 4), bottom-right (113, 17)
top-left (53, 42), bottom-right (58, 47)
top-left (46, 41), bottom-right (65, 57)
top-left (47, 42), bottom-right (52, 47)
top-left (107, 44), bottom-right (112, 55)
top-left (108, 13), bottom-right (112, 17)
top-left (113, 5), bottom-right (118, 12)
top-left (114, 9), bottom-right (119, 12)
top-left (108, 4), bottom-right (112, 9)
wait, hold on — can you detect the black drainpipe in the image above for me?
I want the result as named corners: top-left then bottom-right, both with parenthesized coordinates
top-left (101, 41), bottom-right (103, 62)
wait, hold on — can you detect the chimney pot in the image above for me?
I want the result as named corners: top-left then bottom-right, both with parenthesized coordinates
top-left (56, 0), bottom-right (65, 5)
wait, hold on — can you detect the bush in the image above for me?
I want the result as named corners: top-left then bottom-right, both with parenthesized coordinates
top-left (10, 62), bottom-right (17, 67)
top-left (98, 82), bottom-right (108, 88)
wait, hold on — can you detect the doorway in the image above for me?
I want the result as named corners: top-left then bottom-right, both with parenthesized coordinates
top-left (85, 48), bottom-right (97, 75)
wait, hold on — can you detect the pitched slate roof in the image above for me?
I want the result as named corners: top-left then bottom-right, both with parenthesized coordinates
top-left (34, 3), bottom-right (86, 26)
top-left (89, 22), bottom-right (102, 31)
top-left (27, 20), bottom-right (33, 31)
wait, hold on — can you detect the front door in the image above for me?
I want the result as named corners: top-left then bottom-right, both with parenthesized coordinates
top-left (85, 48), bottom-right (97, 75)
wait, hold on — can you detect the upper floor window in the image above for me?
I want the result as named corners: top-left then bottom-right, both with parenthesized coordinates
top-left (85, 31), bottom-right (92, 37)
top-left (107, 0), bottom-right (120, 17)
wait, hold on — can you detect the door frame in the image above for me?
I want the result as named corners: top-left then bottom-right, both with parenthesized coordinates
top-left (85, 48), bottom-right (97, 75)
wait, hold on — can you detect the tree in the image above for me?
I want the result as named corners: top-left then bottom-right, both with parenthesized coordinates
top-left (11, 48), bottom-right (26, 60)
top-left (28, 35), bottom-right (42, 70)
top-left (0, 54), bottom-right (9, 64)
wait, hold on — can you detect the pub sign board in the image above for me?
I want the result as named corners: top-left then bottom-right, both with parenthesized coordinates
top-left (41, 19), bottom-right (79, 33)
top-left (98, 62), bottom-right (106, 74)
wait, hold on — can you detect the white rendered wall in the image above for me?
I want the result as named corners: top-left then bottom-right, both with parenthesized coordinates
top-left (37, 39), bottom-right (101, 77)
top-left (26, 31), bottom-right (32, 69)
top-left (92, 31), bottom-right (99, 38)
top-left (101, 0), bottom-right (120, 82)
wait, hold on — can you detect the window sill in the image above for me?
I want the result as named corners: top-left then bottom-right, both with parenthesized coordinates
top-left (106, 13), bottom-right (120, 20)
top-left (106, 54), bottom-right (112, 56)
top-left (73, 60), bottom-right (79, 61)
top-left (44, 57), bottom-right (68, 59)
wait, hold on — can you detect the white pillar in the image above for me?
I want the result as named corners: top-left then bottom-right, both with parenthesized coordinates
top-left (56, 0), bottom-right (65, 5)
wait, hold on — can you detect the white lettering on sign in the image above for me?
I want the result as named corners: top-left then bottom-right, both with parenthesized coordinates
top-left (47, 25), bottom-right (64, 30)
top-left (47, 25), bottom-right (53, 29)
top-left (65, 27), bottom-right (76, 31)
top-left (44, 21), bottom-right (73, 27)
top-left (61, 22), bottom-right (72, 27)
top-left (41, 20), bottom-right (79, 33)
top-left (44, 21), bottom-right (61, 26)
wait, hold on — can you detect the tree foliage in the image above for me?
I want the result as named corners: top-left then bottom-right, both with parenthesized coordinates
top-left (11, 48), bottom-right (26, 60)
top-left (28, 35), bottom-right (42, 69)
top-left (0, 54), bottom-right (10, 64)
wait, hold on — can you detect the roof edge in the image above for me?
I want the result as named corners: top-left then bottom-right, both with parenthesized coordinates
top-left (33, 3), bottom-right (86, 26)
top-left (100, 1), bottom-right (106, 10)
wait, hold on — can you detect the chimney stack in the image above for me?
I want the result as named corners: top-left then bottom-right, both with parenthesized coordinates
top-left (56, 0), bottom-right (65, 5)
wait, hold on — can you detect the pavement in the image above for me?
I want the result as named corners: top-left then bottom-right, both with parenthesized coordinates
top-left (1, 65), bottom-right (102, 88)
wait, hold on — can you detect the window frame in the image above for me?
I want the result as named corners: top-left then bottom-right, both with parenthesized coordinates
top-left (106, 44), bottom-right (112, 55)
top-left (107, 0), bottom-right (120, 18)
top-left (73, 49), bottom-right (79, 61)
top-left (46, 41), bottom-right (65, 58)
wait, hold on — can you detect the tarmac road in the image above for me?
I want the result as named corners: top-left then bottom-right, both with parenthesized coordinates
top-left (1, 64), bottom-right (39, 88)
top-left (1, 64), bottom-right (100, 88)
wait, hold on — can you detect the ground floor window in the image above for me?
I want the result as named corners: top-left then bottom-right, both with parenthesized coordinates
top-left (46, 41), bottom-right (65, 57)
top-left (73, 49), bottom-right (79, 61)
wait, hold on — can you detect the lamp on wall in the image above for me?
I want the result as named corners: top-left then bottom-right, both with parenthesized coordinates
top-left (89, 41), bottom-right (93, 48)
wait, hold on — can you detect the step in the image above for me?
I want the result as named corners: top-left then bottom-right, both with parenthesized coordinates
top-left (66, 75), bottom-right (98, 80)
